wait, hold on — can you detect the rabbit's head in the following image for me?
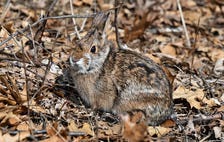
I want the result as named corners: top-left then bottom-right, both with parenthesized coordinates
top-left (69, 12), bottom-right (111, 74)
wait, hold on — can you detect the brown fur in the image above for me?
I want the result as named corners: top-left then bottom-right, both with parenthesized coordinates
top-left (67, 12), bottom-right (173, 125)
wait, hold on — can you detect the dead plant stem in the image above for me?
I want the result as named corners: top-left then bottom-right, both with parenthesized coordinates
top-left (177, 0), bottom-right (191, 48)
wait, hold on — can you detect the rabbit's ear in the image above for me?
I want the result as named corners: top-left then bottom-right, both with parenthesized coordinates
top-left (92, 12), bottom-right (111, 38)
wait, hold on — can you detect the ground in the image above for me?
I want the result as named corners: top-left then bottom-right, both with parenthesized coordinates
top-left (0, 0), bottom-right (223, 141)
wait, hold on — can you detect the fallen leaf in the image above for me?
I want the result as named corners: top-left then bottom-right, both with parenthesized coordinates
top-left (2, 131), bottom-right (30, 142)
top-left (160, 45), bottom-right (176, 56)
top-left (80, 123), bottom-right (93, 136)
top-left (148, 126), bottom-right (171, 137)
top-left (40, 135), bottom-right (65, 142)
top-left (46, 122), bottom-right (59, 136)
top-left (17, 122), bottom-right (30, 131)
top-left (173, 86), bottom-right (219, 109)
top-left (68, 120), bottom-right (79, 132)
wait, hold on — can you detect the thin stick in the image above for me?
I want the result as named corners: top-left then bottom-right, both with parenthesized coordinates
top-left (32, 0), bottom-right (58, 61)
top-left (69, 0), bottom-right (80, 39)
top-left (177, 0), bottom-right (191, 48)
top-left (114, 0), bottom-right (122, 49)
top-left (0, 14), bottom-right (95, 47)
top-left (199, 133), bottom-right (211, 142)
top-left (177, 112), bottom-right (224, 125)
top-left (80, 13), bottom-right (88, 32)
top-left (21, 40), bottom-right (34, 135)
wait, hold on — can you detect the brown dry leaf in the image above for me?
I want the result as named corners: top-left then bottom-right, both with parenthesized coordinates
top-left (0, 131), bottom-right (4, 142)
top-left (0, 95), bottom-right (16, 105)
top-left (181, 0), bottom-right (197, 7)
top-left (173, 86), bottom-right (219, 109)
top-left (148, 126), bottom-right (171, 137)
top-left (160, 119), bottom-right (176, 128)
top-left (209, 48), bottom-right (224, 62)
top-left (40, 135), bottom-right (65, 142)
top-left (2, 21), bottom-right (16, 33)
top-left (121, 112), bottom-right (147, 142)
top-left (217, 105), bottom-right (224, 113)
top-left (2, 131), bottom-right (30, 142)
top-left (83, 0), bottom-right (93, 5)
top-left (97, 121), bottom-right (120, 137)
top-left (7, 117), bottom-right (20, 126)
top-left (0, 102), bottom-right (5, 109)
top-left (46, 122), bottom-right (68, 141)
top-left (145, 53), bottom-right (161, 64)
top-left (0, 110), bottom-right (8, 121)
top-left (0, 28), bottom-right (14, 50)
top-left (68, 120), bottom-right (79, 132)
top-left (19, 84), bottom-right (28, 102)
top-left (97, 0), bottom-right (113, 10)
top-left (160, 45), bottom-right (176, 57)
top-left (80, 123), bottom-right (93, 136)
top-left (152, 53), bottom-right (182, 65)
top-left (109, 124), bottom-right (121, 135)
top-left (183, 10), bottom-right (201, 25)
top-left (11, 4), bottom-right (37, 20)
top-left (17, 122), bottom-right (30, 131)
top-left (73, 0), bottom-right (84, 6)
top-left (46, 122), bottom-right (59, 136)
top-left (0, 74), bottom-right (23, 104)
top-left (124, 14), bottom-right (150, 42)
top-left (1, 111), bottom-right (21, 127)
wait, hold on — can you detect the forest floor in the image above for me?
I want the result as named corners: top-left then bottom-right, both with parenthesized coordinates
top-left (0, 0), bottom-right (223, 141)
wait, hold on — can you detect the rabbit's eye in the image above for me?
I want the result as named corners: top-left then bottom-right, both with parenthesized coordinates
top-left (90, 45), bottom-right (97, 53)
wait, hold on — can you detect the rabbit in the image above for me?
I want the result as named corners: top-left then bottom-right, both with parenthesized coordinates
top-left (67, 12), bottom-right (173, 126)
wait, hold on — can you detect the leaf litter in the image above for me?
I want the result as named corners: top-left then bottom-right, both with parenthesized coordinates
top-left (0, 0), bottom-right (223, 141)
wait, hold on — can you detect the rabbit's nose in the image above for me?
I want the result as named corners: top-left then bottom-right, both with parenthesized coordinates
top-left (69, 56), bottom-right (79, 65)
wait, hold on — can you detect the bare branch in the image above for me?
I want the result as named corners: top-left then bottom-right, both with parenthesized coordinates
top-left (69, 0), bottom-right (81, 39)
top-left (0, 14), bottom-right (95, 47)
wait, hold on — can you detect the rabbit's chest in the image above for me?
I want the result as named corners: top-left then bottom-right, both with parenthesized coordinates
top-left (75, 75), bottom-right (96, 95)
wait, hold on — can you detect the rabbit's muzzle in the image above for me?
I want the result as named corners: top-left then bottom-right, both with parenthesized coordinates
top-left (69, 55), bottom-right (90, 73)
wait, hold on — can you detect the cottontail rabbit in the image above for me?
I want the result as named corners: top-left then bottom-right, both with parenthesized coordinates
top-left (66, 12), bottom-right (173, 125)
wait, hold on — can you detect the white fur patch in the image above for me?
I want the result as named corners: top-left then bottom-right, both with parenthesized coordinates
top-left (76, 56), bottom-right (89, 73)
top-left (86, 47), bottom-right (110, 73)
top-left (70, 47), bottom-right (110, 74)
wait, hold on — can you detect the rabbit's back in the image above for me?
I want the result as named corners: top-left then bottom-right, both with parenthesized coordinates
top-left (103, 48), bottom-right (173, 125)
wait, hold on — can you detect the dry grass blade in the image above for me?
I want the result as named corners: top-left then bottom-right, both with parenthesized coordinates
top-left (177, 0), bottom-right (191, 48)
top-left (0, 74), bottom-right (22, 104)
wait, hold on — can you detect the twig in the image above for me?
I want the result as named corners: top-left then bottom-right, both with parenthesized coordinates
top-left (21, 40), bottom-right (34, 135)
top-left (28, 24), bottom-right (37, 63)
top-left (114, 0), bottom-right (123, 49)
top-left (6, 129), bottom-right (86, 136)
top-left (0, 74), bottom-right (22, 104)
top-left (32, 0), bottom-right (58, 61)
top-left (0, 14), bottom-right (95, 47)
top-left (34, 0), bottom-right (58, 43)
top-left (177, 112), bottom-right (224, 125)
top-left (177, 0), bottom-right (191, 48)
top-left (199, 133), bottom-right (211, 142)
top-left (80, 13), bottom-right (88, 32)
top-left (69, 0), bottom-right (81, 39)
top-left (189, 18), bottom-right (200, 84)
